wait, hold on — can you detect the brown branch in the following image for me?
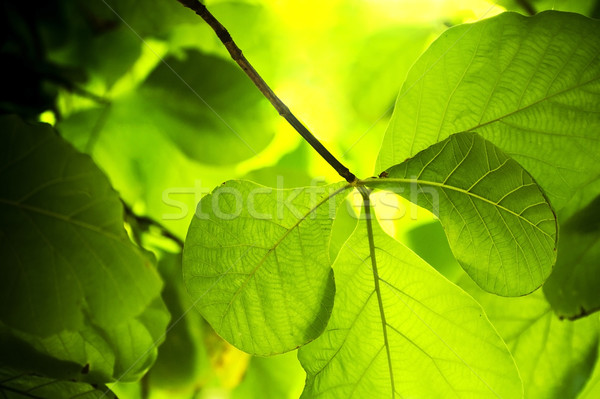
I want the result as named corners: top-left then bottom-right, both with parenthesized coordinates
top-left (176, 0), bottom-right (357, 183)
top-left (122, 201), bottom-right (184, 248)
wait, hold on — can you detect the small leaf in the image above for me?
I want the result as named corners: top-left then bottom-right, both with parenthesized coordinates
top-left (579, 342), bottom-right (600, 399)
top-left (183, 180), bottom-right (351, 355)
top-left (543, 194), bottom-right (600, 319)
top-left (376, 11), bottom-right (600, 210)
top-left (369, 132), bottom-right (557, 296)
top-left (299, 212), bottom-right (522, 398)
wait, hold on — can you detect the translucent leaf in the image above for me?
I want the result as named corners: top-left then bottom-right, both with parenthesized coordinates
top-left (579, 341), bottom-right (600, 399)
top-left (460, 278), bottom-right (599, 399)
top-left (544, 194), bottom-right (600, 319)
top-left (369, 132), bottom-right (557, 296)
top-left (299, 212), bottom-right (522, 398)
top-left (183, 180), bottom-right (351, 355)
top-left (376, 11), bottom-right (600, 210)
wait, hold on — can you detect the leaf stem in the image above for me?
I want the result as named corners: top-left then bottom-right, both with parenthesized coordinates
top-left (359, 186), bottom-right (396, 398)
top-left (176, 0), bottom-right (357, 183)
top-left (122, 200), bottom-right (184, 248)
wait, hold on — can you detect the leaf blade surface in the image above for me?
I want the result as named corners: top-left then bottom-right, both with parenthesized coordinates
top-left (370, 132), bottom-right (557, 296)
top-left (299, 213), bottom-right (522, 398)
top-left (183, 180), bottom-right (351, 355)
top-left (376, 11), bottom-right (600, 210)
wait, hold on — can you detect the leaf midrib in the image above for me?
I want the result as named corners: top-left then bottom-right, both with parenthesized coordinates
top-left (363, 178), bottom-right (553, 239)
top-left (0, 198), bottom-right (125, 243)
top-left (363, 196), bottom-right (396, 398)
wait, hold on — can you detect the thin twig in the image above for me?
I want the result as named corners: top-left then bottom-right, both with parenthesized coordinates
top-left (176, 0), bottom-right (357, 183)
top-left (122, 201), bottom-right (184, 248)
top-left (43, 72), bottom-right (110, 106)
top-left (85, 103), bottom-right (111, 153)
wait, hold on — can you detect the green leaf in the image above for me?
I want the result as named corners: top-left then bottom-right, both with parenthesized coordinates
top-left (0, 115), bottom-right (163, 336)
top-left (544, 194), bottom-right (600, 319)
top-left (299, 209), bottom-right (522, 398)
top-left (0, 115), bottom-right (169, 381)
top-left (58, 48), bottom-right (285, 240)
top-left (134, 49), bottom-right (276, 166)
top-left (499, 0), bottom-right (598, 16)
top-left (376, 11), bottom-right (600, 210)
top-left (459, 278), bottom-right (599, 399)
top-left (75, 0), bottom-right (198, 38)
top-left (579, 339), bottom-right (600, 399)
top-left (58, 104), bottom-right (235, 241)
top-left (54, 25), bottom-right (141, 89)
top-left (1, 295), bottom-right (168, 383)
top-left (0, 369), bottom-right (117, 399)
top-left (183, 180), bottom-right (351, 355)
top-left (3, 296), bottom-right (167, 382)
top-left (369, 132), bottom-right (557, 296)
top-left (147, 252), bottom-right (210, 390)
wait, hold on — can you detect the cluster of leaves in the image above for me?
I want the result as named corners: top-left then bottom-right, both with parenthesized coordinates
top-left (1, 0), bottom-right (600, 398)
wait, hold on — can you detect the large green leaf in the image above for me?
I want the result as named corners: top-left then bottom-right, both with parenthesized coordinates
top-left (368, 132), bottom-right (557, 296)
top-left (299, 208), bottom-right (522, 398)
top-left (579, 339), bottom-right (600, 399)
top-left (0, 115), bottom-right (163, 336)
top-left (500, 0), bottom-right (598, 16)
top-left (544, 194), bottom-right (600, 319)
top-left (376, 11), bottom-right (600, 210)
top-left (183, 180), bottom-right (351, 355)
top-left (460, 278), bottom-right (599, 399)
top-left (0, 115), bottom-right (168, 381)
